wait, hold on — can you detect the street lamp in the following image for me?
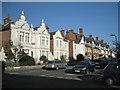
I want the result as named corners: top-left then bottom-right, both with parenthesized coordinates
top-left (110, 34), bottom-right (118, 52)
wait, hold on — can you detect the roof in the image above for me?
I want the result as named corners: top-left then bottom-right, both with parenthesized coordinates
top-left (33, 26), bottom-right (39, 30)
top-left (85, 37), bottom-right (94, 43)
top-left (63, 38), bottom-right (68, 42)
top-left (0, 22), bottom-right (15, 32)
top-left (1, 23), bottom-right (11, 31)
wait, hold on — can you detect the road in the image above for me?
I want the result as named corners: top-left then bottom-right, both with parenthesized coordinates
top-left (2, 66), bottom-right (120, 89)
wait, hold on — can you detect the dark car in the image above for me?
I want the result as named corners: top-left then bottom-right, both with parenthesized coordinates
top-left (103, 62), bottom-right (120, 86)
top-left (91, 59), bottom-right (108, 69)
top-left (72, 60), bottom-right (95, 74)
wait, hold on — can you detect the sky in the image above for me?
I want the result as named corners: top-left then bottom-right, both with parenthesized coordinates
top-left (2, 2), bottom-right (118, 49)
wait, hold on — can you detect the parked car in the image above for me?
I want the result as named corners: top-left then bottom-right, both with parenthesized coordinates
top-left (91, 59), bottom-right (108, 69)
top-left (103, 62), bottom-right (120, 86)
top-left (44, 60), bottom-right (66, 70)
top-left (72, 60), bottom-right (95, 74)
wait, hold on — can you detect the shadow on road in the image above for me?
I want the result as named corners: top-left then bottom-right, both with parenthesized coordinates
top-left (2, 73), bottom-right (112, 89)
top-left (64, 69), bottom-right (73, 74)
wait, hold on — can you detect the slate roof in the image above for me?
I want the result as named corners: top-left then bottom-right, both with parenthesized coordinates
top-left (0, 22), bottom-right (15, 32)
top-left (85, 36), bottom-right (109, 48)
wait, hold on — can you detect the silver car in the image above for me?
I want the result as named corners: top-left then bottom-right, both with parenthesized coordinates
top-left (45, 60), bottom-right (66, 70)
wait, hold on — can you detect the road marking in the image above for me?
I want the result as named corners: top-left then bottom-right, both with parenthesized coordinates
top-left (74, 78), bottom-right (82, 81)
top-left (39, 75), bottom-right (81, 81)
top-left (40, 75), bottom-right (47, 77)
top-left (9, 72), bottom-right (20, 74)
top-left (65, 74), bottom-right (76, 76)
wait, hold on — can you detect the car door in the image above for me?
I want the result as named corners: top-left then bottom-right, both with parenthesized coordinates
top-left (60, 61), bottom-right (65, 68)
top-left (113, 63), bottom-right (120, 82)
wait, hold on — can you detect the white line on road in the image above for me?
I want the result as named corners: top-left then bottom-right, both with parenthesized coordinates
top-left (65, 74), bottom-right (75, 76)
top-left (39, 75), bottom-right (81, 81)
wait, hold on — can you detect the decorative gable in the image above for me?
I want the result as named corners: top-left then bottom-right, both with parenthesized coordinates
top-left (21, 23), bottom-right (30, 30)
top-left (54, 30), bottom-right (63, 39)
top-left (13, 11), bottom-right (30, 30)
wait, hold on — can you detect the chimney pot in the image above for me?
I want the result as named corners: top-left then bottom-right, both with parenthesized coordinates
top-left (61, 28), bottom-right (64, 37)
top-left (4, 14), bottom-right (11, 25)
top-left (89, 35), bottom-right (92, 37)
top-left (101, 40), bottom-right (103, 43)
top-left (46, 25), bottom-right (49, 32)
top-left (79, 28), bottom-right (83, 34)
top-left (96, 37), bottom-right (99, 40)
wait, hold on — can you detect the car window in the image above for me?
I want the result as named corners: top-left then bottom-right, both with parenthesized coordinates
top-left (55, 61), bottom-right (58, 63)
top-left (48, 61), bottom-right (53, 64)
top-left (59, 61), bottom-right (62, 63)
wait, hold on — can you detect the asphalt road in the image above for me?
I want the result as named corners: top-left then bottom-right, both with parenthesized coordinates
top-left (2, 66), bottom-right (120, 89)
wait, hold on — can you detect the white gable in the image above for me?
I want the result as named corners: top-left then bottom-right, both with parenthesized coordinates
top-left (21, 23), bottom-right (30, 30)
top-left (54, 30), bottom-right (63, 39)
top-left (13, 11), bottom-right (30, 30)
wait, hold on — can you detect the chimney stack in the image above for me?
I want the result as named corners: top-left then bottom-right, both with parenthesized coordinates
top-left (89, 35), bottom-right (92, 37)
top-left (61, 28), bottom-right (64, 37)
top-left (96, 37), bottom-right (99, 40)
top-left (46, 25), bottom-right (49, 32)
top-left (4, 14), bottom-right (11, 25)
top-left (79, 28), bottom-right (83, 34)
top-left (70, 29), bottom-right (74, 33)
top-left (101, 40), bottom-right (103, 43)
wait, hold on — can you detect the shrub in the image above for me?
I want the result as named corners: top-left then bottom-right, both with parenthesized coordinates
top-left (5, 61), bottom-right (15, 67)
top-left (19, 56), bottom-right (35, 66)
top-left (40, 56), bottom-right (48, 63)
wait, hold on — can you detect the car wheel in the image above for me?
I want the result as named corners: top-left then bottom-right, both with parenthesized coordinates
top-left (56, 66), bottom-right (59, 70)
top-left (85, 69), bottom-right (88, 74)
top-left (104, 78), bottom-right (114, 86)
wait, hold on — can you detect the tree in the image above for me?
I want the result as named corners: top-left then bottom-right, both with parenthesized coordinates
top-left (40, 56), bottom-right (48, 63)
top-left (4, 40), bottom-right (27, 66)
top-left (76, 54), bottom-right (84, 62)
top-left (4, 40), bottom-right (15, 61)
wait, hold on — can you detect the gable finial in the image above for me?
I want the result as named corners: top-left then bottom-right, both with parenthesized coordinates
top-left (42, 19), bottom-right (44, 23)
top-left (22, 11), bottom-right (24, 15)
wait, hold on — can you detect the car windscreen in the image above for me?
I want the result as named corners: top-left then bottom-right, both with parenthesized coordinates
top-left (77, 62), bottom-right (86, 65)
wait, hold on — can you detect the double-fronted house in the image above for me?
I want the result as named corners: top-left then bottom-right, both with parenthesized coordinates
top-left (1, 11), bottom-right (51, 63)
top-left (33, 19), bottom-right (50, 62)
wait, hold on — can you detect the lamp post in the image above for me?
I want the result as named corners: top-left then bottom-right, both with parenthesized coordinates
top-left (110, 34), bottom-right (118, 52)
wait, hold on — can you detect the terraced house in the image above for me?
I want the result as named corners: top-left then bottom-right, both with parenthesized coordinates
top-left (0, 11), bottom-right (116, 63)
top-left (85, 35), bottom-right (113, 59)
